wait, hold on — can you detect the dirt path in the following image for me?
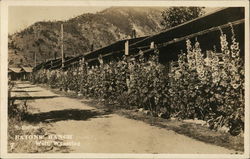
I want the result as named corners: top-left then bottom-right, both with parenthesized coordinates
top-left (12, 81), bottom-right (237, 154)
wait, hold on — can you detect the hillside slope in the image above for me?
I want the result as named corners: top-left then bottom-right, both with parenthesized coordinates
top-left (8, 7), bottom-right (165, 67)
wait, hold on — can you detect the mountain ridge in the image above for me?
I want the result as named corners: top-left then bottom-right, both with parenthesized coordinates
top-left (8, 7), bottom-right (166, 67)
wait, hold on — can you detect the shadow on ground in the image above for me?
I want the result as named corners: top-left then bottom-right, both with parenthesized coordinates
top-left (16, 85), bottom-right (37, 89)
top-left (24, 109), bottom-right (111, 123)
top-left (10, 96), bottom-right (58, 100)
top-left (81, 100), bottom-right (115, 113)
top-left (12, 90), bottom-right (40, 93)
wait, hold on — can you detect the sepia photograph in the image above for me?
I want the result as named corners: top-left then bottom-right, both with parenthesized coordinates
top-left (0, 0), bottom-right (249, 158)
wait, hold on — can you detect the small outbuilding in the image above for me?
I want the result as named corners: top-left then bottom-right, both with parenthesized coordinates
top-left (8, 67), bottom-right (23, 80)
top-left (21, 67), bottom-right (33, 80)
top-left (8, 66), bottom-right (33, 81)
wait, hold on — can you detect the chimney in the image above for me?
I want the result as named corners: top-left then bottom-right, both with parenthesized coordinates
top-left (91, 44), bottom-right (94, 51)
top-left (131, 29), bottom-right (136, 38)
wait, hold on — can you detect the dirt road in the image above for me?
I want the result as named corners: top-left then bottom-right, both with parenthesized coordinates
top-left (11, 81), bottom-right (236, 154)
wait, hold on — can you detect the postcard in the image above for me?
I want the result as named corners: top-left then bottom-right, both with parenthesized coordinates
top-left (0, 0), bottom-right (249, 158)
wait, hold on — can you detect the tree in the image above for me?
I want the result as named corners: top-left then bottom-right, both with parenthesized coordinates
top-left (161, 7), bottom-right (205, 29)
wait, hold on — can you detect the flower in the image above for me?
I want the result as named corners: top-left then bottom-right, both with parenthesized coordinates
top-left (231, 82), bottom-right (240, 89)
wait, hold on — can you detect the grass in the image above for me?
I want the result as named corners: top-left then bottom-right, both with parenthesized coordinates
top-left (8, 85), bottom-right (71, 153)
top-left (36, 83), bottom-right (244, 153)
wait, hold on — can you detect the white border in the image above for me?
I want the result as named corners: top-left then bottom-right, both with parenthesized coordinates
top-left (1, 0), bottom-right (249, 158)
top-left (1, 1), bottom-right (9, 158)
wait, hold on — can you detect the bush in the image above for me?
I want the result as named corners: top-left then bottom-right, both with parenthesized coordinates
top-left (8, 80), bottom-right (29, 121)
top-left (168, 28), bottom-right (244, 135)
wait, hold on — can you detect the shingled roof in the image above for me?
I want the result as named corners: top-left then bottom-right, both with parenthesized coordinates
top-left (129, 7), bottom-right (244, 49)
top-left (21, 67), bottom-right (33, 73)
top-left (8, 67), bottom-right (23, 73)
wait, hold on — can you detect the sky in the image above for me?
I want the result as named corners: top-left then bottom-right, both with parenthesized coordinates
top-left (8, 6), bottom-right (220, 35)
